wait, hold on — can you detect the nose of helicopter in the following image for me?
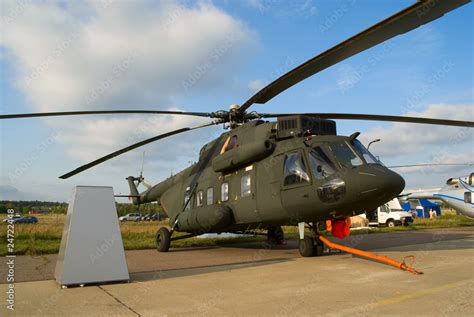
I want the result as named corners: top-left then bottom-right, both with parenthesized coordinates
top-left (316, 165), bottom-right (405, 214)
top-left (353, 165), bottom-right (405, 207)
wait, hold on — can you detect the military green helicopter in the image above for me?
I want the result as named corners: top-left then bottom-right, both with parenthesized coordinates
top-left (2, 0), bottom-right (473, 257)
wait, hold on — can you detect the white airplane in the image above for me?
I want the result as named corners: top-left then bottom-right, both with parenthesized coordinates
top-left (400, 173), bottom-right (473, 218)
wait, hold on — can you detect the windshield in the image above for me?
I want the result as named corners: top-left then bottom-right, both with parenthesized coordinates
top-left (352, 140), bottom-right (379, 164)
top-left (329, 141), bottom-right (363, 168)
top-left (309, 147), bottom-right (336, 180)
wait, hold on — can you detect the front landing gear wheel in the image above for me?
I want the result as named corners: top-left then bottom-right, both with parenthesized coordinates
top-left (156, 227), bottom-right (171, 252)
top-left (298, 236), bottom-right (314, 257)
top-left (314, 237), bottom-right (324, 256)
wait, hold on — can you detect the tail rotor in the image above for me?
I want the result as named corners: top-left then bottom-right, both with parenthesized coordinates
top-left (136, 151), bottom-right (152, 190)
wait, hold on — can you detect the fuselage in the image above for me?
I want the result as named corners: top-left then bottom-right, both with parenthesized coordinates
top-left (134, 119), bottom-right (405, 233)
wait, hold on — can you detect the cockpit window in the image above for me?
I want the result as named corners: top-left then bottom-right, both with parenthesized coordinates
top-left (309, 147), bottom-right (336, 180)
top-left (329, 141), bottom-right (363, 168)
top-left (226, 135), bottom-right (237, 151)
top-left (283, 152), bottom-right (310, 186)
top-left (220, 135), bottom-right (238, 154)
top-left (352, 140), bottom-right (379, 164)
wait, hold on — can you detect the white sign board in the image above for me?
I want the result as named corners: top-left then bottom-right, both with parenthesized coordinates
top-left (55, 186), bottom-right (129, 286)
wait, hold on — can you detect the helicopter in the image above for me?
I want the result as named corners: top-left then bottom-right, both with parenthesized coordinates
top-left (1, 0), bottom-right (473, 257)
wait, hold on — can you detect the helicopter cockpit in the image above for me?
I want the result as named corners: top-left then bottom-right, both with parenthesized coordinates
top-left (308, 146), bottom-right (336, 180)
top-left (282, 138), bottom-right (391, 204)
top-left (351, 140), bottom-right (380, 165)
top-left (283, 139), bottom-right (381, 186)
top-left (328, 139), bottom-right (381, 168)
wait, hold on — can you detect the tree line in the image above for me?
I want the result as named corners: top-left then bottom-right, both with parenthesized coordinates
top-left (0, 200), bottom-right (167, 217)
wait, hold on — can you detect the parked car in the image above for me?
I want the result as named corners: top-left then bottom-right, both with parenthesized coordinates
top-left (142, 213), bottom-right (159, 221)
top-left (141, 213), bottom-right (152, 221)
top-left (119, 213), bottom-right (141, 222)
top-left (147, 213), bottom-right (159, 221)
top-left (13, 216), bottom-right (38, 224)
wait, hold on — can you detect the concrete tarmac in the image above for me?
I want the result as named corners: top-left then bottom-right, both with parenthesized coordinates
top-left (1, 228), bottom-right (473, 316)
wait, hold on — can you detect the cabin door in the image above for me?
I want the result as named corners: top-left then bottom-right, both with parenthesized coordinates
top-left (232, 165), bottom-right (260, 223)
top-left (280, 150), bottom-right (313, 220)
top-left (256, 156), bottom-right (284, 222)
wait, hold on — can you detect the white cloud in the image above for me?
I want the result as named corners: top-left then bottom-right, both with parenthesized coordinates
top-left (336, 64), bottom-right (359, 92)
top-left (390, 153), bottom-right (473, 174)
top-left (54, 113), bottom-right (215, 163)
top-left (1, 0), bottom-right (256, 166)
top-left (359, 104), bottom-right (474, 158)
top-left (247, 79), bottom-right (266, 93)
top-left (244, 0), bottom-right (269, 12)
top-left (362, 104), bottom-right (473, 191)
top-left (244, 0), bottom-right (318, 17)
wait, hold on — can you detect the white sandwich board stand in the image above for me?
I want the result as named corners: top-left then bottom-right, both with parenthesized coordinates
top-left (55, 186), bottom-right (129, 287)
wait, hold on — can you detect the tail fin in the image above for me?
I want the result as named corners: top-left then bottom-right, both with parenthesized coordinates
top-left (127, 176), bottom-right (141, 205)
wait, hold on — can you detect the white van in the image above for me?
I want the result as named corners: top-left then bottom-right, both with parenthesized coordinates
top-left (364, 198), bottom-right (413, 227)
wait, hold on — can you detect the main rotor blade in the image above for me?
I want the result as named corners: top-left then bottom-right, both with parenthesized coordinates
top-left (59, 121), bottom-right (218, 179)
top-left (260, 113), bottom-right (474, 128)
top-left (389, 163), bottom-right (474, 168)
top-left (239, 0), bottom-right (470, 112)
top-left (0, 110), bottom-right (212, 119)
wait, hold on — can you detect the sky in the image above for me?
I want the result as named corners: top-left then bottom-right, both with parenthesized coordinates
top-left (0, 0), bottom-right (473, 202)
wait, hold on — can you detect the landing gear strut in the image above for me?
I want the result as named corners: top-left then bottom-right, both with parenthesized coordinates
top-left (297, 222), bottom-right (324, 257)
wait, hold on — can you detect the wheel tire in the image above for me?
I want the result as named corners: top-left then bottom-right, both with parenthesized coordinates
top-left (314, 238), bottom-right (324, 256)
top-left (387, 220), bottom-right (395, 228)
top-left (274, 226), bottom-right (284, 241)
top-left (267, 226), bottom-right (284, 244)
top-left (298, 236), bottom-right (314, 257)
top-left (156, 227), bottom-right (171, 252)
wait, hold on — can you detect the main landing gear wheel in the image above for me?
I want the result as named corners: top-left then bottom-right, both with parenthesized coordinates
top-left (298, 222), bottom-right (325, 257)
top-left (298, 236), bottom-right (314, 257)
top-left (156, 227), bottom-right (171, 252)
top-left (314, 237), bottom-right (324, 257)
top-left (267, 226), bottom-right (284, 244)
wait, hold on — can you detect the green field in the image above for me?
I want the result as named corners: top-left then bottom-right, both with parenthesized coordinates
top-left (1, 213), bottom-right (474, 256)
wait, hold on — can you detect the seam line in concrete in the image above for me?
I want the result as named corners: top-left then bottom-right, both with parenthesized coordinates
top-left (98, 285), bottom-right (141, 316)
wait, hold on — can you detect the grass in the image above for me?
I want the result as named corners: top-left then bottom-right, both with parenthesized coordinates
top-left (0, 214), bottom-right (266, 256)
top-left (1, 212), bottom-right (473, 256)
